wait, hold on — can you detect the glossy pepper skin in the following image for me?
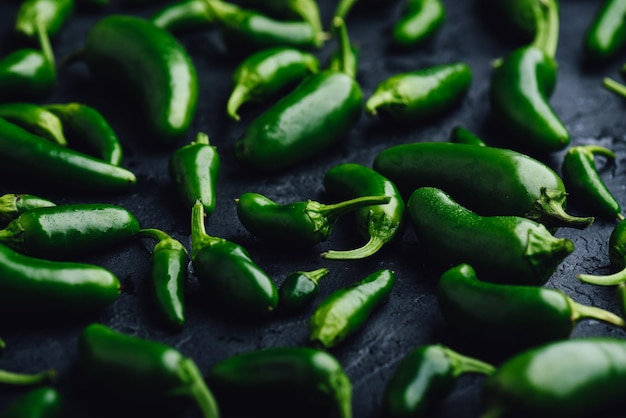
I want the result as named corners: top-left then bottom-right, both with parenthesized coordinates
top-left (78, 323), bottom-right (219, 418)
top-left (0, 103), bottom-right (67, 146)
top-left (191, 200), bottom-right (278, 318)
top-left (0, 194), bottom-right (56, 224)
top-left (481, 338), bottom-right (626, 418)
top-left (321, 163), bottom-right (405, 260)
top-left (583, 0), bottom-right (626, 63)
top-left (76, 15), bottom-right (198, 144)
top-left (151, 0), bottom-right (214, 33)
top-left (207, 346), bottom-right (352, 418)
top-left (438, 264), bottom-right (626, 352)
top-left (0, 203), bottom-right (140, 259)
top-left (392, 0), bottom-right (445, 48)
top-left (407, 187), bottom-right (574, 285)
top-left (309, 269), bottom-right (394, 349)
top-left (0, 387), bottom-right (61, 418)
top-left (578, 218), bottom-right (626, 286)
top-left (226, 46), bottom-right (320, 121)
top-left (15, 0), bottom-right (74, 39)
top-left (382, 344), bottom-right (495, 418)
top-left (449, 125), bottom-right (486, 146)
top-left (278, 267), bottom-right (329, 313)
top-left (234, 17), bottom-right (363, 172)
top-left (373, 142), bottom-right (593, 230)
top-left (169, 132), bottom-right (220, 215)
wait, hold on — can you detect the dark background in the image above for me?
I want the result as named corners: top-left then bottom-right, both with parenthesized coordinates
top-left (1, 0), bottom-right (626, 417)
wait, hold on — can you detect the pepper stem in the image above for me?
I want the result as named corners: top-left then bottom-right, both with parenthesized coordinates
top-left (365, 91), bottom-right (396, 116)
top-left (310, 195), bottom-right (391, 225)
top-left (525, 227), bottom-right (574, 284)
top-left (333, 0), bottom-right (358, 20)
top-left (0, 369), bottom-right (56, 386)
top-left (578, 266), bottom-right (626, 286)
top-left (603, 77), bottom-right (626, 99)
top-left (580, 144), bottom-right (617, 160)
top-left (443, 346), bottom-right (495, 378)
top-left (177, 358), bottom-right (220, 418)
top-left (532, 0), bottom-right (559, 59)
top-left (524, 187), bottom-right (594, 230)
top-left (194, 132), bottom-right (210, 146)
top-left (331, 16), bottom-right (356, 78)
top-left (302, 267), bottom-right (329, 284)
top-left (289, 0), bottom-right (326, 46)
top-left (191, 200), bottom-right (223, 258)
top-left (322, 236), bottom-right (385, 260)
top-left (139, 228), bottom-right (171, 242)
top-left (568, 298), bottom-right (626, 329)
top-left (226, 84), bottom-right (251, 121)
top-left (36, 19), bottom-right (55, 74)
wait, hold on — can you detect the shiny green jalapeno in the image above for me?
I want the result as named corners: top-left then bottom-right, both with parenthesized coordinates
top-left (226, 46), bottom-right (319, 121)
top-left (561, 145), bottom-right (623, 221)
top-left (578, 218), bottom-right (626, 286)
top-left (78, 323), bottom-right (219, 418)
top-left (438, 264), bottom-right (626, 352)
top-left (0, 386), bottom-right (61, 418)
top-left (0, 203), bottom-right (140, 259)
top-left (309, 269), bottom-right (394, 349)
top-left (366, 62), bottom-right (472, 123)
top-left (207, 346), bottom-right (352, 418)
top-left (235, 192), bottom-right (390, 248)
top-left (407, 187), bottom-right (574, 285)
top-left (0, 194), bottom-right (56, 224)
top-left (392, 0), bottom-right (445, 49)
top-left (234, 17), bottom-right (363, 172)
top-left (449, 125), bottom-right (486, 146)
top-left (373, 142), bottom-right (593, 230)
top-left (238, 0), bottom-right (324, 38)
top-left (191, 200), bottom-right (278, 318)
top-left (169, 132), bottom-right (220, 215)
top-left (0, 103), bottom-right (66, 146)
top-left (382, 344), bottom-right (495, 418)
top-left (151, 0), bottom-right (214, 33)
top-left (321, 163), bottom-right (405, 260)
top-left (15, 0), bottom-right (74, 39)
top-left (583, 0), bottom-right (626, 63)
top-left (481, 337), bottom-right (626, 418)
top-left (71, 15), bottom-right (198, 145)
top-left (278, 267), bottom-right (329, 313)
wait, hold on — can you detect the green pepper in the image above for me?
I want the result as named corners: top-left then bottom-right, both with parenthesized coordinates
top-left (234, 17), bottom-right (363, 172)
top-left (0, 117), bottom-right (136, 192)
top-left (0, 386), bottom-right (61, 418)
top-left (43, 102), bottom-right (123, 166)
top-left (139, 228), bottom-right (188, 330)
top-left (15, 0), bottom-right (74, 39)
top-left (169, 132), bottom-right (220, 215)
top-left (226, 46), bottom-right (319, 121)
top-left (382, 344), bottom-right (495, 418)
top-left (207, 346), bottom-right (352, 418)
top-left (151, 0), bottom-right (214, 33)
top-left (0, 194), bottom-right (56, 224)
top-left (78, 323), bottom-right (219, 418)
top-left (373, 142), bottom-right (593, 230)
top-left (481, 0), bottom-right (543, 42)
top-left (237, 0), bottom-right (324, 39)
top-left (191, 200), bottom-right (278, 317)
top-left (449, 126), bottom-right (486, 146)
top-left (392, 0), bottom-right (445, 48)
top-left (0, 369), bottom-right (55, 386)
top-left (583, 0), bottom-right (626, 63)
top-left (71, 15), bottom-right (198, 144)
top-left (561, 145), bottom-right (622, 221)
top-left (578, 218), bottom-right (626, 286)
top-left (278, 267), bottom-right (329, 313)
top-left (365, 62), bottom-right (472, 123)
top-left (481, 338), bottom-right (626, 418)
top-left (0, 103), bottom-right (66, 146)
top-left (438, 264), bottom-right (626, 352)
top-left (407, 187), bottom-right (574, 285)
top-left (309, 269), bottom-right (394, 349)
top-left (235, 192), bottom-right (390, 248)
top-left (321, 163), bottom-right (405, 260)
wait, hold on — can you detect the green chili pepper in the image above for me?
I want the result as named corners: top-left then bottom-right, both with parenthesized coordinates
top-left (382, 344), bottom-right (495, 418)
top-left (0, 194), bottom-right (56, 224)
top-left (481, 337), bottom-right (626, 418)
top-left (71, 15), bottom-right (198, 144)
top-left (0, 103), bottom-right (66, 146)
top-left (373, 142), bottom-right (593, 230)
top-left (438, 263), bottom-right (626, 352)
top-left (235, 192), bottom-right (390, 248)
top-left (0, 203), bottom-right (140, 259)
top-left (278, 267), bottom-right (329, 313)
top-left (309, 269), bottom-right (394, 349)
top-left (191, 200), bottom-right (278, 317)
top-left (583, 0), bottom-right (626, 63)
top-left (321, 163), bottom-right (405, 260)
top-left (365, 62), bottom-right (472, 123)
top-left (169, 132), bottom-right (220, 215)
top-left (151, 0), bottom-right (214, 33)
top-left (481, 0), bottom-right (542, 41)
top-left (0, 117), bottom-right (136, 192)
top-left (0, 369), bottom-right (55, 386)
top-left (238, 0), bottom-right (324, 39)
top-left (407, 187), bottom-right (574, 285)
top-left (0, 386), bottom-right (61, 418)
top-left (234, 17), bottom-right (363, 172)
top-left (449, 126), bottom-right (486, 146)
top-left (15, 0), bottom-right (74, 39)
top-left (392, 0), bottom-right (445, 48)
top-left (139, 228), bottom-right (188, 330)
top-left (43, 102), bottom-right (123, 166)
top-left (561, 145), bottom-right (623, 221)
top-left (207, 346), bottom-right (352, 418)
top-left (578, 218), bottom-right (626, 286)
top-left (226, 47), bottom-right (319, 121)
top-left (78, 323), bottom-right (219, 418)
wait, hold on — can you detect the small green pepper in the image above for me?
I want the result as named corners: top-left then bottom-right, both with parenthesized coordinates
top-left (15, 0), bottom-right (74, 39)
top-left (78, 323), bottom-right (219, 418)
top-left (151, 0), bottom-right (214, 33)
top-left (0, 103), bottom-right (66, 146)
top-left (278, 267), bottom-right (329, 313)
top-left (583, 0), bottom-right (626, 63)
top-left (382, 344), bottom-right (495, 418)
top-left (392, 0), bottom-right (445, 48)
top-left (238, 0), bottom-right (324, 39)
top-left (0, 194), bottom-right (56, 224)
top-left (309, 269), bottom-right (394, 349)
top-left (226, 46), bottom-right (319, 121)
top-left (407, 187), bottom-right (574, 285)
top-left (449, 126), bottom-right (486, 146)
top-left (0, 386), bottom-right (61, 418)
top-left (207, 346), bottom-right (352, 418)
top-left (578, 218), bottom-right (626, 286)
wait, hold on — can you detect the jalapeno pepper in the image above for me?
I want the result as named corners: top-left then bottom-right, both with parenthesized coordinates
top-left (226, 46), bottom-right (319, 121)
top-left (407, 187), bottom-right (574, 285)
top-left (78, 323), bottom-right (219, 418)
top-left (578, 218), bottom-right (626, 286)
top-left (191, 200), bottom-right (278, 317)
top-left (449, 125), bottom-right (486, 146)
top-left (438, 263), bottom-right (626, 352)
top-left (583, 0), bottom-right (626, 63)
top-left (169, 132), bottom-right (220, 215)
top-left (481, 0), bottom-right (542, 42)
top-left (151, 0), bottom-right (214, 33)
top-left (392, 0), bottom-right (445, 48)
top-left (238, 0), bottom-right (324, 39)
top-left (235, 192), bottom-right (390, 248)
top-left (373, 142), bottom-right (593, 230)
top-left (321, 163), bottom-right (405, 260)
top-left (207, 346), bottom-right (352, 418)
top-left (14, 0), bottom-right (74, 39)
top-left (0, 103), bottom-right (66, 146)
top-left (366, 62), bottom-right (472, 123)
top-left (278, 267), bottom-right (329, 313)
top-left (0, 194), bottom-right (56, 224)
top-left (234, 17), bottom-right (363, 172)
top-left (0, 386), bottom-right (61, 418)
top-left (309, 269), bottom-right (394, 349)
top-left (382, 344), bottom-right (495, 418)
